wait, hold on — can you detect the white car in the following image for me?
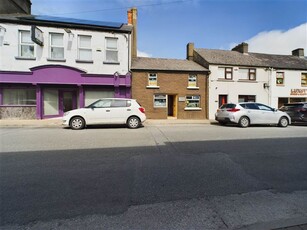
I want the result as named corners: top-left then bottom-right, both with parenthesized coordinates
top-left (63, 98), bottom-right (146, 130)
top-left (215, 102), bottom-right (291, 128)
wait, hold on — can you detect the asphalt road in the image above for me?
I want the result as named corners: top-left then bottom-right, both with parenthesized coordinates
top-left (0, 124), bottom-right (307, 229)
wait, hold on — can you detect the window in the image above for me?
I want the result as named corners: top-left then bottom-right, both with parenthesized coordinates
top-left (241, 103), bottom-right (259, 110)
top-left (276, 72), bottom-right (284, 85)
top-left (238, 95), bottom-right (256, 103)
top-left (148, 73), bottom-right (158, 87)
top-left (186, 95), bottom-right (200, 108)
top-left (2, 88), bottom-right (36, 105)
top-left (239, 68), bottom-right (256, 80)
top-left (257, 103), bottom-right (273, 111)
top-left (78, 35), bottom-right (92, 61)
top-left (18, 30), bottom-right (34, 58)
top-left (302, 73), bottom-right (307, 87)
top-left (105, 37), bottom-right (118, 63)
top-left (218, 67), bottom-right (233, 80)
top-left (154, 95), bottom-right (167, 108)
top-left (50, 33), bottom-right (64, 59)
top-left (188, 75), bottom-right (197, 88)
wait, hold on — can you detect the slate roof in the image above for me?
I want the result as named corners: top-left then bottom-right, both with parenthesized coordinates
top-left (131, 57), bottom-right (209, 72)
top-left (195, 49), bottom-right (307, 70)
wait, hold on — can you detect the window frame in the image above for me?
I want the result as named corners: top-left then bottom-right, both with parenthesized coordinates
top-left (153, 94), bottom-right (167, 108)
top-left (18, 30), bottom-right (35, 59)
top-left (188, 75), bottom-right (199, 89)
top-left (218, 67), bottom-right (233, 80)
top-left (301, 73), bottom-right (307, 87)
top-left (77, 35), bottom-right (93, 62)
top-left (1, 88), bottom-right (36, 106)
top-left (276, 72), bottom-right (285, 86)
top-left (185, 95), bottom-right (201, 110)
top-left (147, 73), bottom-right (158, 87)
top-left (104, 37), bottom-right (119, 64)
top-left (49, 33), bottom-right (65, 61)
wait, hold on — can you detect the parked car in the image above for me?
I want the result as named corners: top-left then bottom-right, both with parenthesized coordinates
top-left (62, 98), bottom-right (146, 130)
top-left (215, 102), bottom-right (291, 128)
top-left (279, 102), bottom-right (307, 124)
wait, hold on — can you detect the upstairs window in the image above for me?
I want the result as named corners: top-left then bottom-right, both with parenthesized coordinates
top-left (302, 73), bottom-right (307, 87)
top-left (78, 35), bottom-right (92, 61)
top-left (188, 75), bottom-right (197, 88)
top-left (239, 68), bottom-right (256, 80)
top-left (218, 67), bottom-right (233, 80)
top-left (105, 37), bottom-right (118, 63)
top-left (276, 72), bottom-right (284, 85)
top-left (148, 73), bottom-right (158, 87)
top-left (19, 30), bottom-right (34, 58)
top-left (50, 33), bottom-right (64, 60)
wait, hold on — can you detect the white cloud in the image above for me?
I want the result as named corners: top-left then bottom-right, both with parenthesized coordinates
top-left (244, 23), bottom-right (307, 55)
top-left (137, 50), bottom-right (152, 57)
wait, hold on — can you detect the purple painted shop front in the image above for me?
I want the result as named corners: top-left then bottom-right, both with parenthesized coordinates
top-left (0, 65), bottom-right (131, 119)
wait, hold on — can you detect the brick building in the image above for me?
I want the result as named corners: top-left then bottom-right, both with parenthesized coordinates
top-left (131, 57), bottom-right (209, 119)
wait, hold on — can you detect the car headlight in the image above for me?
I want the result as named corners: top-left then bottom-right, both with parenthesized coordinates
top-left (63, 112), bottom-right (69, 116)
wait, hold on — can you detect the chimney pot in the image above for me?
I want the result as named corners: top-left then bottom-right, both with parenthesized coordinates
top-left (292, 48), bottom-right (304, 57)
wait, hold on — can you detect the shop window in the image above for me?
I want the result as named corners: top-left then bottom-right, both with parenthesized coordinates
top-left (2, 88), bottom-right (36, 105)
top-left (276, 72), bottom-right (284, 85)
top-left (105, 37), bottom-right (118, 63)
top-left (188, 75), bottom-right (198, 88)
top-left (218, 67), bottom-right (233, 80)
top-left (44, 89), bottom-right (59, 116)
top-left (18, 30), bottom-right (35, 58)
top-left (78, 35), bottom-right (92, 61)
top-left (185, 95), bottom-right (200, 108)
top-left (238, 95), bottom-right (256, 103)
top-left (302, 73), bottom-right (307, 87)
top-left (84, 89), bottom-right (114, 106)
top-left (239, 68), bottom-right (256, 80)
top-left (154, 95), bottom-right (167, 108)
top-left (148, 73), bottom-right (158, 87)
top-left (49, 33), bottom-right (64, 60)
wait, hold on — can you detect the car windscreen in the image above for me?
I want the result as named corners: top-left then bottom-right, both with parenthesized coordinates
top-left (220, 104), bottom-right (236, 109)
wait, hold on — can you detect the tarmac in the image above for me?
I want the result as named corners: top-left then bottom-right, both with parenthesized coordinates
top-left (0, 118), bottom-right (306, 230)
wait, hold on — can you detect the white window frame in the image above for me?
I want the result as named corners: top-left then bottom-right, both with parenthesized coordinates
top-left (301, 73), bottom-right (307, 87)
top-left (77, 35), bottom-right (92, 62)
top-left (187, 75), bottom-right (199, 89)
top-left (147, 73), bottom-right (159, 88)
top-left (276, 72), bottom-right (284, 85)
top-left (18, 30), bottom-right (35, 59)
top-left (49, 33), bottom-right (65, 60)
top-left (153, 94), bottom-right (167, 108)
top-left (185, 95), bottom-right (201, 110)
top-left (105, 37), bottom-right (119, 63)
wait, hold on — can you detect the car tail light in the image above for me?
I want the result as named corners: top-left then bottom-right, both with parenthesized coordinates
top-left (227, 108), bottom-right (240, 112)
top-left (139, 107), bottom-right (145, 113)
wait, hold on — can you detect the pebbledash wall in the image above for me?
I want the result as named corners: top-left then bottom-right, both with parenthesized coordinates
top-left (0, 16), bottom-right (132, 119)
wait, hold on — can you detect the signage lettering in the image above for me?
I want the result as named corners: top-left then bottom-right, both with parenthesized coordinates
top-left (290, 89), bottom-right (307, 96)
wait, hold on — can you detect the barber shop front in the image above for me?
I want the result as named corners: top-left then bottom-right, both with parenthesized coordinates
top-left (0, 65), bottom-right (131, 119)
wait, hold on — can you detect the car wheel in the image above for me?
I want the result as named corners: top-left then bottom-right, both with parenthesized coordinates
top-left (127, 116), bottom-right (140, 129)
top-left (278, 116), bottom-right (289, 127)
top-left (238, 116), bottom-right (250, 128)
top-left (70, 117), bottom-right (85, 130)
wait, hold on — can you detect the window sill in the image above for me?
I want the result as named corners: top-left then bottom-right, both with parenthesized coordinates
top-left (187, 86), bottom-right (199, 90)
top-left (154, 106), bottom-right (167, 109)
top-left (276, 84), bottom-right (285, 87)
top-left (15, 57), bottom-right (36, 60)
top-left (103, 61), bottom-right (120, 65)
top-left (76, 60), bottom-right (94, 64)
top-left (184, 107), bottom-right (202, 111)
top-left (217, 79), bottom-right (234, 82)
top-left (47, 58), bottom-right (66, 62)
top-left (146, 86), bottom-right (160, 89)
top-left (0, 105), bottom-right (36, 107)
top-left (238, 80), bottom-right (257, 83)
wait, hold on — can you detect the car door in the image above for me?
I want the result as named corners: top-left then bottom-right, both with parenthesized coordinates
top-left (108, 99), bottom-right (132, 124)
top-left (256, 103), bottom-right (278, 124)
top-left (243, 103), bottom-right (262, 124)
top-left (85, 99), bottom-right (112, 124)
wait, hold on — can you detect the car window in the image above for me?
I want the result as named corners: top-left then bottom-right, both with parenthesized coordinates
top-left (243, 103), bottom-right (259, 110)
top-left (257, 103), bottom-right (273, 111)
top-left (220, 104), bottom-right (236, 109)
top-left (111, 100), bottom-right (128, 108)
top-left (92, 99), bottom-right (112, 108)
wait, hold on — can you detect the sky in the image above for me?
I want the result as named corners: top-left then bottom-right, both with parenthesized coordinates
top-left (31, 0), bottom-right (307, 59)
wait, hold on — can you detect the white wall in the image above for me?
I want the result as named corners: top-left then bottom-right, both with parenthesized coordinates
top-left (0, 23), bottom-right (130, 75)
top-left (208, 65), bottom-right (270, 120)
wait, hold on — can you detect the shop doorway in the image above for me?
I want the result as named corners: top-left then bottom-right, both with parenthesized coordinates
top-left (59, 90), bottom-right (77, 116)
top-left (167, 95), bottom-right (177, 118)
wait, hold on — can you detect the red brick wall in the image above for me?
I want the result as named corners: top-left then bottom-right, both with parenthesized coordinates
top-left (132, 71), bottom-right (208, 119)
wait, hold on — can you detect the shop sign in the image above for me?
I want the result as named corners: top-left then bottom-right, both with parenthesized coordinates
top-left (290, 89), bottom-right (307, 96)
top-left (31, 26), bottom-right (44, 46)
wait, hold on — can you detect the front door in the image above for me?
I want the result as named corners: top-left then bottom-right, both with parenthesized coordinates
top-left (167, 95), bottom-right (177, 117)
top-left (59, 91), bottom-right (77, 116)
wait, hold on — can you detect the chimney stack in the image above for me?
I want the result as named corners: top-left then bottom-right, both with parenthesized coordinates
top-left (232, 42), bottom-right (248, 54)
top-left (292, 48), bottom-right (304, 58)
top-left (187, 42), bottom-right (194, 60)
top-left (127, 8), bottom-right (137, 58)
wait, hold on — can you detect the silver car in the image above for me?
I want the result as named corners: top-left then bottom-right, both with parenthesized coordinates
top-left (215, 102), bottom-right (291, 128)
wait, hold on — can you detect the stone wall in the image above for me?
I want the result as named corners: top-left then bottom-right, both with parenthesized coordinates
top-left (0, 107), bottom-right (36, 119)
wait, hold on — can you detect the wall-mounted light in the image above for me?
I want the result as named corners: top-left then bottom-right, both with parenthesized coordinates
top-left (263, 83), bottom-right (270, 89)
